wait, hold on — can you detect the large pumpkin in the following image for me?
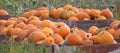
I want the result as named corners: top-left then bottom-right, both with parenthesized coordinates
top-left (59, 10), bottom-right (75, 20)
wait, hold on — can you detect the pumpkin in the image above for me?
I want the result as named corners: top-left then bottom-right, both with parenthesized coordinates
top-left (83, 39), bottom-right (93, 45)
top-left (54, 8), bottom-right (64, 19)
top-left (110, 21), bottom-right (120, 30)
top-left (15, 30), bottom-right (28, 42)
top-left (95, 15), bottom-right (107, 20)
top-left (23, 24), bottom-right (35, 30)
top-left (114, 29), bottom-right (120, 38)
top-left (0, 10), bottom-right (9, 15)
top-left (59, 10), bottom-right (75, 20)
top-left (49, 9), bottom-right (57, 18)
top-left (17, 17), bottom-right (28, 24)
top-left (15, 22), bottom-right (26, 29)
top-left (28, 16), bottom-right (39, 22)
top-left (0, 20), bottom-right (6, 26)
top-left (35, 10), bottom-right (49, 17)
top-left (76, 12), bottom-right (90, 20)
top-left (4, 20), bottom-right (16, 27)
top-left (68, 16), bottom-right (79, 21)
top-left (70, 7), bottom-right (79, 14)
top-left (28, 20), bottom-right (41, 26)
top-left (101, 8), bottom-right (113, 19)
top-left (84, 9), bottom-right (91, 15)
top-left (10, 28), bottom-right (23, 36)
top-left (52, 34), bottom-right (64, 44)
top-left (59, 25), bottom-right (70, 39)
top-left (8, 17), bottom-right (18, 21)
top-left (71, 27), bottom-right (87, 40)
top-left (89, 9), bottom-right (101, 18)
top-left (0, 27), bottom-right (8, 35)
top-left (22, 10), bottom-right (37, 18)
top-left (107, 29), bottom-right (116, 38)
top-left (28, 31), bottom-right (46, 43)
top-left (42, 27), bottom-right (54, 37)
top-left (63, 4), bottom-right (73, 10)
top-left (93, 31), bottom-right (114, 44)
top-left (40, 20), bottom-right (54, 27)
top-left (45, 37), bottom-right (55, 45)
top-left (88, 26), bottom-right (99, 35)
top-left (67, 30), bottom-right (83, 45)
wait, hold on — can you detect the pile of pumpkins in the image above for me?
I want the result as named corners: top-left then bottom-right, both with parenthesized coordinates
top-left (0, 15), bottom-right (119, 45)
top-left (0, 5), bottom-right (119, 46)
top-left (21, 4), bottom-right (113, 21)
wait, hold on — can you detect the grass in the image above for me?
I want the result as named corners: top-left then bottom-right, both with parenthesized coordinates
top-left (0, 0), bottom-right (120, 53)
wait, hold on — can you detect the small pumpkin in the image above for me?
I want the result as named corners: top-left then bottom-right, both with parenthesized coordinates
top-left (42, 27), bottom-right (54, 37)
top-left (40, 20), bottom-right (54, 27)
top-left (83, 39), bottom-right (93, 45)
top-left (0, 10), bottom-right (9, 15)
top-left (52, 34), bottom-right (64, 44)
top-left (28, 20), bottom-right (41, 26)
top-left (93, 31), bottom-right (114, 44)
top-left (28, 31), bottom-right (46, 43)
top-left (59, 10), bottom-right (75, 20)
top-left (89, 9), bottom-right (101, 18)
top-left (88, 26), bottom-right (99, 35)
top-left (54, 8), bottom-right (64, 19)
top-left (76, 12), bottom-right (90, 20)
top-left (95, 15), bottom-right (107, 20)
top-left (45, 36), bottom-right (55, 45)
top-left (0, 20), bottom-right (6, 26)
top-left (67, 30), bottom-right (83, 45)
top-left (63, 4), bottom-right (73, 10)
top-left (101, 8), bottom-right (113, 19)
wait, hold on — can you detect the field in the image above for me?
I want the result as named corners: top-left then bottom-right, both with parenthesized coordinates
top-left (0, 0), bottom-right (120, 53)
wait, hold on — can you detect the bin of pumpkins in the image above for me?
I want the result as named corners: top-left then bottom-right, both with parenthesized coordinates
top-left (0, 5), bottom-right (120, 53)
top-left (20, 4), bottom-right (115, 31)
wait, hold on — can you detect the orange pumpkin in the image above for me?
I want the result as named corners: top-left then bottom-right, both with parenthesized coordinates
top-left (70, 7), bottom-right (79, 14)
top-left (15, 30), bottom-right (28, 42)
top-left (68, 16), bottom-right (79, 21)
top-left (28, 31), bottom-right (46, 43)
top-left (83, 39), bottom-right (93, 45)
top-left (52, 34), bottom-right (64, 44)
top-left (8, 17), bottom-right (18, 21)
top-left (28, 16), bottom-right (39, 22)
top-left (0, 20), bottom-right (6, 26)
top-left (63, 4), bottom-right (73, 10)
top-left (54, 8), bottom-right (64, 19)
top-left (93, 31), bottom-right (114, 44)
top-left (23, 24), bottom-right (35, 30)
top-left (42, 27), bottom-right (54, 37)
top-left (95, 15), bottom-right (107, 20)
top-left (28, 20), bottom-right (41, 26)
top-left (67, 30), bottom-right (83, 45)
top-left (35, 9), bottom-right (49, 17)
top-left (89, 9), bottom-right (101, 18)
top-left (40, 20), bottom-right (54, 27)
top-left (4, 20), bottom-right (16, 27)
top-left (59, 25), bottom-right (70, 39)
top-left (45, 37), bottom-right (55, 45)
top-left (49, 9), bottom-right (57, 18)
top-left (110, 21), bottom-right (120, 30)
top-left (84, 9), bottom-right (91, 15)
top-left (10, 28), bottom-right (23, 36)
top-left (22, 10), bottom-right (37, 18)
top-left (0, 10), bottom-right (9, 15)
top-left (88, 26), bottom-right (99, 35)
top-left (76, 12), bottom-right (90, 20)
top-left (15, 22), bottom-right (26, 29)
top-left (17, 17), bottom-right (28, 24)
top-left (114, 29), bottom-right (120, 38)
top-left (0, 27), bottom-right (8, 35)
top-left (101, 8), bottom-right (113, 19)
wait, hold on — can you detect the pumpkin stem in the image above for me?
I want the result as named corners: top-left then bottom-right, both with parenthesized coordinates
top-left (70, 29), bottom-right (74, 33)
top-left (105, 26), bottom-right (110, 30)
top-left (57, 25), bottom-right (61, 28)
